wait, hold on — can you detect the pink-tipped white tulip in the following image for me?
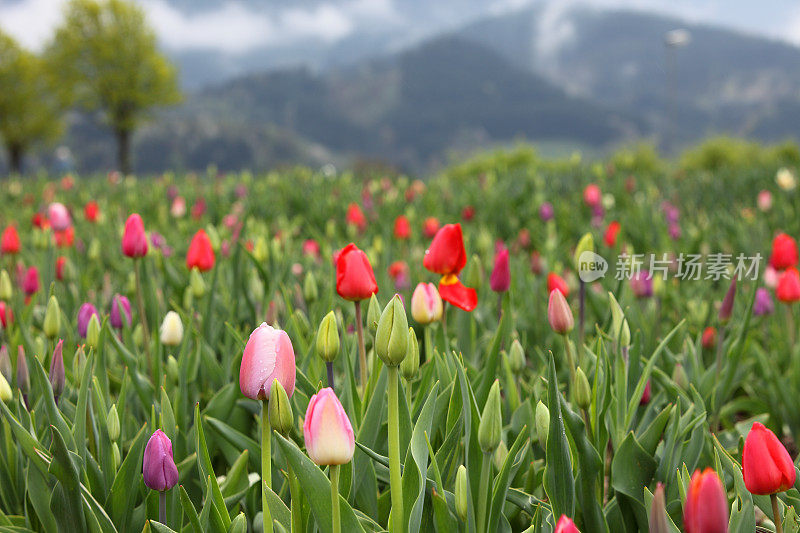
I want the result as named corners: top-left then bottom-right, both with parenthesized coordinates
top-left (303, 387), bottom-right (354, 465)
top-left (410, 282), bottom-right (443, 324)
top-left (239, 322), bottom-right (296, 400)
top-left (47, 203), bottom-right (72, 232)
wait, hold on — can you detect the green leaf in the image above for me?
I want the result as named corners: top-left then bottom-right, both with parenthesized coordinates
top-left (194, 404), bottom-right (231, 528)
top-left (404, 381), bottom-right (439, 532)
top-left (107, 423), bottom-right (148, 529)
top-left (544, 352), bottom-right (574, 520)
top-left (610, 432), bottom-right (657, 504)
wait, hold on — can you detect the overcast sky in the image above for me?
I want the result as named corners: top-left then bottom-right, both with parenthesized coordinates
top-left (1, 0), bottom-right (799, 54)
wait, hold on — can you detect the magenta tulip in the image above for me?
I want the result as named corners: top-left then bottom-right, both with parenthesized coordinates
top-left (109, 294), bottom-right (131, 329)
top-left (143, 429), bottom-right (179, 491)
top-left (490, 248), bottom-right (510, 293)
top-left (77, 303), bottom-right (99, 338)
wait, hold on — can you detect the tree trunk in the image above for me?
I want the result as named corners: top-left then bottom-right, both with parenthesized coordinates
top-left (6, 144), bottom-right (22, 175)
top-left (116, 128), bottom-right (132, 175)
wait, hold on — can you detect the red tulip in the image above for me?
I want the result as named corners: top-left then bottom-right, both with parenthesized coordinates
top-left (31, 213), bottom-right (48, 229)
top-left (423, 224), bottom-right (467, 276)
top-left (121, 214), bottom-right (148, 258)
top-left (554, 515), bottom-right (580, 533)
top-left (742, 422), bottom-right (796, 495)
top-left (776, 268), bottom-right (800, 303)
top-left (394, 215), bottom-right (411, 240)
top-left (0, 301), bottom-right (12, 328)
top-left (639, 380), bottom-right (651, 405)
top-left (701, 326), bottom-right (717, 350)
top-left (770, 233), bottom-right (799, 270)
top-left (191, 198), bottom-right (206, 220)
top-left (22, 267), bottom-right (39, 296)
top-left (345, 203), bottom-right (367, 233)
top-left (547, 272), bottom-right (570, 297)
top-left (186, 229), bottom-right (215, 272)
top-left (335, 243), bottom-right (378, 301)
top-left (439, 278), bottom-right (477, 311)
top-left (388, 260), bottom-right (408, 281)
top-left (55, 256), bottom-right (66, 281)
top-left (84, 201), bottom-right (100, 222)
top-left (54, 227), bottom-right (74, 248)
top-left (1, 226), bottom-right (20, 255)
top-left (423, 217), bottom-right (440, 239)
top-left (461, 205), bottom-right (475, 221)
top-left (683, 468), bottom-right (729, 533)
top-left (604, 221), bottom-right (621, 247)
top-left (490, 248), bottom-right (510, 292)
top-left (583, 184), bottom-right (601, 207)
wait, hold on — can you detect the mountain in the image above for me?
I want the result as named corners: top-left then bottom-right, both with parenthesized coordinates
top-left (458, 4), bottom-right (800, 147)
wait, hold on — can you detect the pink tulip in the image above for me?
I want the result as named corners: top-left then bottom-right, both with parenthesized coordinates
top-left (490, 248), bottom-right (510, 292)
top-left (239, 323), bottom-right (296, 400)
top-left (22, 267), bottom-right (40, 296)
top-left (142, 430), bottom-right (179, 491)
top-left (548, 289), bottom-right (574, 335)
top-left (47, 202), bottom-right (71, 231)
top-left (411, 282), bottom-right (443, 324)
top-left (121, 214), bottom-right (148, 258)
top-left (303, 387), bottom-right (354, 465)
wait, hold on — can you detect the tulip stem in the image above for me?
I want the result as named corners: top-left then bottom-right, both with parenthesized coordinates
top-left (326, 361), bottom-right (335, 391)
top-left (772, 493), bottom-right (784, 533)
top-left (578, 280), bottom-right (586, 351)
top-left (261, 400), bottom-right (273, 533)
top-left (159, 490), bottom-right (166, 525)
top-left (423, 326), bottom-right (433, 363)
top-left (330, 464), bottom-right (341, 533)
top-left (442, 302), bottom-right (450, 354)
top-left (134, 259), bottom-right (154, 385)
top-left (477, 451), bottom-right (491, 533)
top-left (711, 326), bottom-right (726, 431)
top-left (354, 301), bottom-right (367, 392)
top-left (563, 336), bottom-right (577, 396)
top-left (387, 366), bottom-right (403, 533)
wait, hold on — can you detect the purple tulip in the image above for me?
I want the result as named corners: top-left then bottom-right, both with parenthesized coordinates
top-left (630, 270), bottom-right (654, 298)
top-left (109, 294), bottom-right (131, 329)
top-left (77, 303), bottom-right (99, 338)
top-left (49, 340), bottom-right (65, 400)
top-left (143, 429), bottom-right (179, 491)
top-left (753, 287), bottom-right (774, 316)
top-left (539, 202), bottom-right (554, 222)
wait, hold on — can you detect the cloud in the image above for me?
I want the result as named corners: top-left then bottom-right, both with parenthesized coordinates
top-left (0, 0), bottom-right (67, 50)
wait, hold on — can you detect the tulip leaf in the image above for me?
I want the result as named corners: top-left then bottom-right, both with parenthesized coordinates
top-left (205, 416), bottom-right (260, 473)
top-left (610, 432), bottom-right (657, 504)
top-left (179, 485), bottom-right (203, 533)
top-left (544, 352), bottom-right (574, 520)
top-left (403, 381), bottom-right (439, 532)
top-left (194, 404), bottom-right (231, 528)
top-left (107, 422), bottom-right (148, 529)
top-left (487, 427), bottom-right (530, 533)
top-left (73, 352), bottom-right (95, 463)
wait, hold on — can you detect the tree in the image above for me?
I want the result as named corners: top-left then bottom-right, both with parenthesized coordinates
top-left (0, 31), bottom-right (63, 174)
top-left (47, 0), bottom-right (181, 174)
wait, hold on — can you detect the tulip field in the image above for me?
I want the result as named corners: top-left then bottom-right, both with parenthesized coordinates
top-left (3, 148), bottom-right (800, 533)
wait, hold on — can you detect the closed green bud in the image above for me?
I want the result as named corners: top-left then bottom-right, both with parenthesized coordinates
top-left (508, 339), bottom-right (525, 372)
top-left (535, 401), bottom-right (549, 445)
top-left (88, 239), bottom-right (101, 261)
top-left (43, 295), bottom-right (61, 339)
top-left (229, 513), bottom-right (247, 533)
top-left (189, 267), bottom-right (206, 298)
top-left (315, 311), bottom-right (340, 363)
top-left (167, 355), bottom-right (179, 383)
top-left (465, 254), bottom-right (483, 291)
top-left (493, 439), bottom-right (508, 470)
top-left (34, 337), bottom-right (45, 361)
top-left (672, 362), bottom-right (688, 390)
top-left (574, 367), bottom-right (591, 410)
top-left (303, 271), bottom-right (318, 303)
top-left (573, 232), bottom-right (595, 272)
top-left (0, 374), bottom-right (11, 402)
top-left (72, 345), bottom-right (86, 380)
top-left (649, 483), bottom-right (669, 533)
top-left (0, 270), bottom-right (11, 300)
top-left (268, 379), bottom-right (293, 436)
top-left (86, 314), bottom-right (101, 349)
top-left (375, 295), bottom-right (408, 367)
top-left (366, 293), bottom-right (381, 333)
top-left (253, 237), bottom-right (268, 262)
top-left (400, 327), bottom-right (419, 380)
top-left (205, 225), bottom-right (221, 251)
top-left (107, 404), bottom-right (120, 441)
top-left (455, 465), bottom-right (468, 522)
top-left (112, 442), bottom-right (121, 471)
top-left (0, 346), bottom-right (11, 383)
top-left (608, 292), bottom-right (631, 348)
top-left (478, 380), bottom-right (502, 453)
top-left (126, 272), bottom-right (136, 296)
top-left (132, 324), bottom-right (144, 347)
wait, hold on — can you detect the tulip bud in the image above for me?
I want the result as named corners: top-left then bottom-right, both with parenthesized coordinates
top-left (49, 340), bottom-right (66, 399)
top-left (455, 465), bottom-right (468, 522)
top-left (555, 515), bottom-right (580, 533)
top-left (548, 289), bottom-right (574, 335)
top-left (0, 270), bottom-right (11, 300)
top-left (107, 404), bottom-right (120, 441)
top-left (72, 345), bottom-right (86, 381)
top-left (649, 483), bottom-right (669, 533)
top-left (508, 339), bottom-right (525, 372)
top-left (375, 295), bottom-right (408, 367)
top-left (574, 367), bottom-right (591, 410)
top-left (743, 422), bottom-right (796, 495)
top-left (142, 429), bottom-right (179, 491)
top-left (535, 401), bottom-right (549, 444)
top-left (86, 315), bottom-right (101, 349)
top-left (121, 214), bottom-right (148, 258)
top-left (240, 323), bottom-right (296, 400)
top-left (166, 355), bottom-right (179, 383)
top-left (268, 379), bottom-right (294, 436)
top-left (303, 387), bottom-right (355, 465)
top-left (607, 292), bottom-right (631, 348)
top-left (465, 254), bottom-right (483, 291)
top-left (0, 345), bottom-right (11, 383)
top-left (400, 327), bottom-right (420, 380)
top-left (43, 295), bottom-right (61, 339)
top-left (410, 282), bottom-right (443, 325)
top-left (684, 468), bottom-right (728, 533)
top-left (315, 311), bottom-right (340, 363)
top-left (160, 311), bottom-right (184, 346)
top-left (88, 239), bottom-right (101, 260)
top-left (0, 373), bottom-right (11, 402)
top-left (189, 268), bottom-right (206, 298)
top-left (493, 439), bottom-right (508, 470)
top-left (718, 278), bottom-right (736, 324)
top-left (16, 347), bottom-right (29, 395)
top-left (303, 271), bottom-right (318, 303)
top-left (112, 442), bottom-right (121, 470)
top-left (132, 324), bottom-right (144, 347)
top-left (34, 337), bottom-right (45, 361)
top-left (573, 232), bottom-right (595, 272)
top-left (489, 248), bottom-right (510, 293)
top-left (672, 363), bottom-right (689, 390)
top-left (366, 293), bottom-right (381, 333)
top-left (478, 380), bottom-right (502, 453)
